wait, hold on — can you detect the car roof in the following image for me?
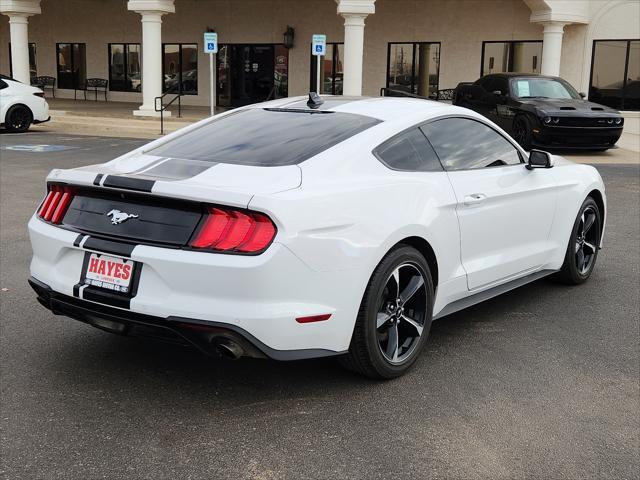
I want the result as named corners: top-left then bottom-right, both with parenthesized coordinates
top-left (248, 95), bottom-right (466, 122)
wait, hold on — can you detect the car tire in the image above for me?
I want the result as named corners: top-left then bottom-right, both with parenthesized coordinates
top-left (556, 197), bottom-right (601, 285)
top-left (339, 245), bottom-right (434, 379)
top-left (5, 104), bottom-right (33, 133)
top-left (513, 115), bottom-right (533, 150)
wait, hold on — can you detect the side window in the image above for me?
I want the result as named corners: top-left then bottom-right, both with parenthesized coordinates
top-left (494, 78), bottom-right (509, 95)
top-left (421, 117), bottom-right (522, 171)
top-left (478, 76), bottom-right (495, 92)
top-left (375, 128), bottom-right (443, 172)
top-left (0, 79), bottom-right (7, 90)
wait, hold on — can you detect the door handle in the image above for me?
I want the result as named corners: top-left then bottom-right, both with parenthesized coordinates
top-left (463, 193), bottom-right (487, 206)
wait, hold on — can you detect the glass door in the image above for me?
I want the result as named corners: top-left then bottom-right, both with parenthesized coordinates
top-left (217, 44), bottom-right (287, 108)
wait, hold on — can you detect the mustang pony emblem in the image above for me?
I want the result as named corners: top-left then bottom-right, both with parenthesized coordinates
top-left (106, 209), bottom-right (139, 225)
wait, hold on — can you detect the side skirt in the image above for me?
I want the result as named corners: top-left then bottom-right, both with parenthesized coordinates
top-left (433, 269), bottom-right (557, 320)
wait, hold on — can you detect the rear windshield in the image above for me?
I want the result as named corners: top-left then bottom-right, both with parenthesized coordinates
top-left (148, 108), bottom-right (381, 167)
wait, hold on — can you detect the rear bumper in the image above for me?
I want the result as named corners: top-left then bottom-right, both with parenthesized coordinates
top-left (29, 276), bottom-right (343, 361)
top-left (532, 125), bottom-right (623, 149)
top-left (28, 215), bottom-right (360, 356)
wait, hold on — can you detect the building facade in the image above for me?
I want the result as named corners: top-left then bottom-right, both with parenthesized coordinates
top-left (1, 0), bottom-right (638, 131)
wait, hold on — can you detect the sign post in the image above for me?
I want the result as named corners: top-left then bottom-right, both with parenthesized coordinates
top-left (204, 32), bottom-right (219, 116)
top-left (312, 34), bottom-right (327, 94)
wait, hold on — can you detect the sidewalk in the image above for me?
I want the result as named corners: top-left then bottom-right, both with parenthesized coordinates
top-left (36, 98), bottom-right (212, 139)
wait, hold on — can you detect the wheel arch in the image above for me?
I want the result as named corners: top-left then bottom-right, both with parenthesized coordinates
top-left (587, 188), bottom-right (606, 243)
top-left (5, 102), bottom-right (34, 122)
top-left (393, 236), bottom-right (439, 288)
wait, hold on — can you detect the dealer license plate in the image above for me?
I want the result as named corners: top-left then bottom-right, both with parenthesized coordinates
top-left (83, 253), bottom-right (135, 294)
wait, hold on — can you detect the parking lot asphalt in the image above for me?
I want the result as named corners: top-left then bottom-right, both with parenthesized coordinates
top-left (1, 132), bottom-right (639, 480)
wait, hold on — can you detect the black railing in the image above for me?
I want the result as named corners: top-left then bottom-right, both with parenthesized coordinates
top-left (154, 89), bottom-right (183, 135)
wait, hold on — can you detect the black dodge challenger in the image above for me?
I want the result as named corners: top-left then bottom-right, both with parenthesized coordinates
top-left (453, 73), bottom-right (624, 150)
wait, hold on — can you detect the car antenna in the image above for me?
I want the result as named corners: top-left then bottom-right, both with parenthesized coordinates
top-left (307, 92), bottom-right (324, 109)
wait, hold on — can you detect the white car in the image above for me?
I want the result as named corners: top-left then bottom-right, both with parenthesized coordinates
top-left (0, 74), bottom-right (50, 132)
top-left (28, 95), bottom-right (605, 378)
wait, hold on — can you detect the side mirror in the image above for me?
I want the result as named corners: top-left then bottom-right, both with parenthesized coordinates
top-left (579, 92), bottom-right (586, 98)
top-left (526, 149), bottom-right (554, 170)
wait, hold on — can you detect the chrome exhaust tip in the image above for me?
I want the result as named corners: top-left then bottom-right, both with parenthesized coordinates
top-left (212, 337), bottom-right (244, 360)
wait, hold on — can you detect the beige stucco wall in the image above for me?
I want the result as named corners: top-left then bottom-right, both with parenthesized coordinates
top-left (0, 0), bottom-right (544, 105)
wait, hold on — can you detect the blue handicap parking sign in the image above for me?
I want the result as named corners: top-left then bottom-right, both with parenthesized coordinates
top-left (208, 43), bottom-right (215, 50)
top-left (316, 45), bottom-right (322, 52)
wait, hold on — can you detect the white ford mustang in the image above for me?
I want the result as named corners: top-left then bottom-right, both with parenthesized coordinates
top-left (28, 95), bottom-right (605, 378)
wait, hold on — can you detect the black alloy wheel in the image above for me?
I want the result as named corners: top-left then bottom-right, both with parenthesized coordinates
top-left (340, 245), bottom-right (434, 379)
top-left (513, 116), bottom-right (532, 150)
top-left (6, 105), bottom-right (33, 133)
top-left (557, 197), bottom-right (601, 284)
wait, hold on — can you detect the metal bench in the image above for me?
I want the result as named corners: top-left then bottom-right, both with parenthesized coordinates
top-left (32, 76), bottom-right (56, 97)
top-left (77, 78), bottom-right (108, 101)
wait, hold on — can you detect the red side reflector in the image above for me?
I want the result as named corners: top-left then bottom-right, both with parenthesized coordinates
top-left (295, 314), bottom-right (332, 324)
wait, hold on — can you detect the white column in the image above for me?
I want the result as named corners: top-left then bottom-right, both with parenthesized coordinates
top-left (336, 0), bottom-right (375, 96)
top-left (0, 0), bottom-right (41, 84)
top-left (128, 0), bottom-right (175, 117)
top-left (540, 21), bottom-right (566, 77)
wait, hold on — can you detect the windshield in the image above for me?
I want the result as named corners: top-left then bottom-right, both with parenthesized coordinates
top-left (510, 77), bottom-right (581, 100)
top-left (148, 108), bottom-right (381, 167)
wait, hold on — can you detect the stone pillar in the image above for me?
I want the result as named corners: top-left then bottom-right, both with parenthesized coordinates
top-left (540, 21), bottom-right (567, 77)
top-left (0, 0), bottom-right (41, 84)
top-left (128, 0), bottom-right (175, 117)
top-left (336, 0), bottom-right (375, 96)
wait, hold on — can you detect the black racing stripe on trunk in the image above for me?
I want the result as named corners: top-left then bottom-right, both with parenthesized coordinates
top-left (141, 159), bottom-right (215, 180)
top-left (73, 234), bottom-right (84, 247)
top-left (83, 237), bottom-right (136, 258)
top-left (102, 175), bottom-right (155, 192)
top-left (82, 288), bottom-right (131, 309)
top-left (73, 283), bottom-right (81, 297)
top-left (93, 173), bottom-right (104, 186)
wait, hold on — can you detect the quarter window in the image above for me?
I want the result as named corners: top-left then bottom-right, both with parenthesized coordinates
top-left (375, 128), bottom-right (443, 172)
top-left (109, 44), bottom-right (141, 92)
top-left (422, 118), bottom-right (522, 171)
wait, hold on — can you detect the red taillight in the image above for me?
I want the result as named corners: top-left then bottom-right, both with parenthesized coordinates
top-left (38, 185), bottom-right (75, 224)
top-left (190, 206), bottom-right (276, 254)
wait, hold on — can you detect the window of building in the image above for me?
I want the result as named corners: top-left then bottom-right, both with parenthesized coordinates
top-left (387, 43), bottom-right (440, 98)
top-left (163, 43), bottom-right (198, 95)
top-left (481, 41), bottom-right (542, 76)
top-left (309, 42), bottom-right (344, 95)
top-left (56, 43), bottom-right (87, 89)
top-left (589, 40), bottom-right (639, 111)
top-left (422, 118), bottom-right (522, 171)
top-left (8, 43), bottom-right (37, 81)
top-left (108, 43), bottom-right (141, 92)
top-left (375, 128), bottom-right (443, 172)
